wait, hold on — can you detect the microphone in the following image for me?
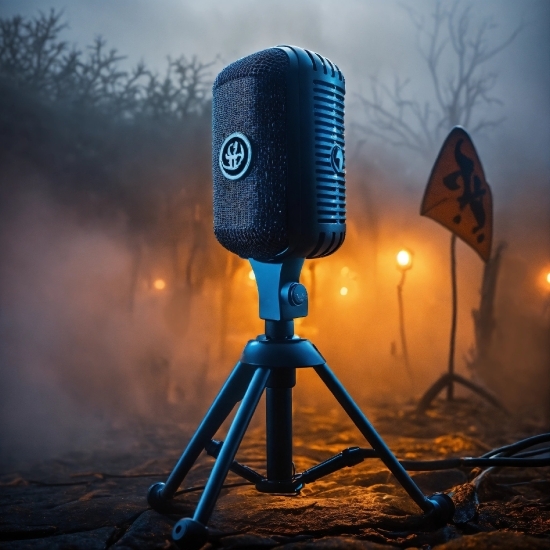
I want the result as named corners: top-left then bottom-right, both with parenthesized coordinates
top-left (212, 46), bottom-right (346, 262)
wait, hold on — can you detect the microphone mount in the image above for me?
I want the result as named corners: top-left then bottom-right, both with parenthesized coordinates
top-left (249, 258), bottom-right (308, 322)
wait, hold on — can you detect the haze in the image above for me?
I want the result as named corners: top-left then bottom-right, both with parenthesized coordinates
top-left (0, 0), bottom-right (548, 467)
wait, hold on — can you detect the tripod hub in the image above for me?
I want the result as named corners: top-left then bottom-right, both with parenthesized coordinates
top-left (241, 335), bottom-right (325, 369)
top-left (256, 478), bottom-right (303, 494)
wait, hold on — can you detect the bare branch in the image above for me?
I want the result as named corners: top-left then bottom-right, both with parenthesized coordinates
top-left (356, 0), bottom-right (523, 158)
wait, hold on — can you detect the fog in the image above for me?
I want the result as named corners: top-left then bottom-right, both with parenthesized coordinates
top-left (0, 0), bottom-right (548, 468)
top-left (3, 0), bottom-right (547, 157)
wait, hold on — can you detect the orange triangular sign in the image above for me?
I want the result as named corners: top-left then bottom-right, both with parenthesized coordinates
top-left (421, 126), bottom-right (493, 262)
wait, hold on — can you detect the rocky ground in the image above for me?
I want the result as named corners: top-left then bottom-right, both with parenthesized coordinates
top-left (1, 397), bottom-right (549, 549)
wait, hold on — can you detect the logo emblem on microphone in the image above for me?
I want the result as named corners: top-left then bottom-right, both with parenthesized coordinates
top-left (219, 133), bottom-right (252, 180)
top-left (330, 144), bottom-right (345, 175)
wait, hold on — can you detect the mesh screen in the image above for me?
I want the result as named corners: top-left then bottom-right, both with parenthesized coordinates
top-left (212, 48), bottom-right (290, 260)
top-left (213, 47), bottom-right (288, 88)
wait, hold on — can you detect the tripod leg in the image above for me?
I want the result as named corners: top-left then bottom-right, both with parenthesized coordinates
top-left (150, 362), bottom-right (255, 505)
top-left (193, 366), bottom-right (270, 523)
top-left (172, 367), bottom-right (270, 546)
top-left (315, 363), bottom-right (433, 513)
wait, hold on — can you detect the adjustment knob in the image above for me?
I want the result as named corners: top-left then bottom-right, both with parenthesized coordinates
top-left (288, 283), bottom-right (308, 306)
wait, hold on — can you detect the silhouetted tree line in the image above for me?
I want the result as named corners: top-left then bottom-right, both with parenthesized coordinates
top-left (0, 10), bottom-right (210, 120)
top-left (0, 9), bottom-right (227, 296)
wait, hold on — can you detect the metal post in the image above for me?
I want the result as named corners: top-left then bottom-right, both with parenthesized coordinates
top-left (447, 234), bottom-right (458, 400)
top-left (266, 369), bottom-right (295, 481)
top-left (397, 270), bottom-right (413, 381)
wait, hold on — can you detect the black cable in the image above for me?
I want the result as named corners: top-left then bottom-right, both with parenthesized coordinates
top-left (459, 457), bottom-right (550, 467)
top-left (359, 454), bottom-right (550, 471)
top-left (174, 481), bottom-right (251, 497)
top-left (481, 433), bottom-right (550, 458)
top-left (354, 433), bottom-right (550, 471)
top-left (515, 446), bottom-right (550, 458)
top-left (471, 434), bottom-right (550, 489)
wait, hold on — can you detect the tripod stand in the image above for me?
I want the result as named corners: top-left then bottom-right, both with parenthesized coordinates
top-left (148, 259), bottom-right (454, 549)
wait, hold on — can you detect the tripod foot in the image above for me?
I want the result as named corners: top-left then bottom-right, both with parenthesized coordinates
top-left (172, 518), bottom-right (208, 549)
top-left (147, 482), bottom-right (170, 512)
top-left (426, 493), bottom-right (455, 524)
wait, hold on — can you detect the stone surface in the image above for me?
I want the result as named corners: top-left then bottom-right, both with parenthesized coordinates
top-left (0, 527), bottom-right (115, 550)
top-left (0, 399), bottom-right (549, 549)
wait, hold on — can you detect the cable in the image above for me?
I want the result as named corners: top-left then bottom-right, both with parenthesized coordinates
top-left (174, 481), bottom-right (251, 497)
top-left (358, 454), bottom-right (550, 471)
top-left (470, 433), bottom-right (550, 489)
top-left (515, 446), bottom-right (550, 458)
top-left (354, 433), bottom-right (550, 472)
top-left (481, 433), bottom-right (550, 458)
top-left (397, 456), bottom-right (550, 470)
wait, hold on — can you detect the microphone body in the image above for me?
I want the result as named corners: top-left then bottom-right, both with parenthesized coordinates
top-left (212, 46), bottom-right (346, 261)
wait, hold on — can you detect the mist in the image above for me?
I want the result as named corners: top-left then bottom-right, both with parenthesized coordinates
top-left (0, 0), bottom-right (548, 469)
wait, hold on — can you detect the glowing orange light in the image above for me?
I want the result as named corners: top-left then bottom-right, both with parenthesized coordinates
top-left (546, 272), bottom-right (550, 285)
top-left (248, 270), bottom-right (256, 281)
top-left (396, 249), bottom-right (413, 270)
top-left (153, 279), bottom-right (166, 290)
top-left (340, 286), bottom-right (348, 296)
top-left (341, 266), bottom-right (350, 276)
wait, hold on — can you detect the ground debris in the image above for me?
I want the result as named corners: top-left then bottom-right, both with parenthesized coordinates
top-left (450, 483), bottom-right (478, 524)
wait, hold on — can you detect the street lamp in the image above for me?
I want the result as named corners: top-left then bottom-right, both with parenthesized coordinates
top-left (396, 249), bottom-right (414, 381)
top-left (396, 249), bottom-right (413, 271)
top-left (154, 278), bottom-right (166, 290)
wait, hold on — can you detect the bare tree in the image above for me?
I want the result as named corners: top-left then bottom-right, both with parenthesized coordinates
top-left (0, 9), bottom-right (73, 92)
top-left (355, 0), bottom-right (524, 158)
top-left (142, 55), bottom-right (214, 120)
top-left (467, 242), bottom-right (506, 370)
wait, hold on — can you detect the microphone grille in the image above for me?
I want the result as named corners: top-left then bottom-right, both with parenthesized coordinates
top-left (213, 48), bottom-right (291, 260)
top-left (213, 48), bottom-right (289, 88)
